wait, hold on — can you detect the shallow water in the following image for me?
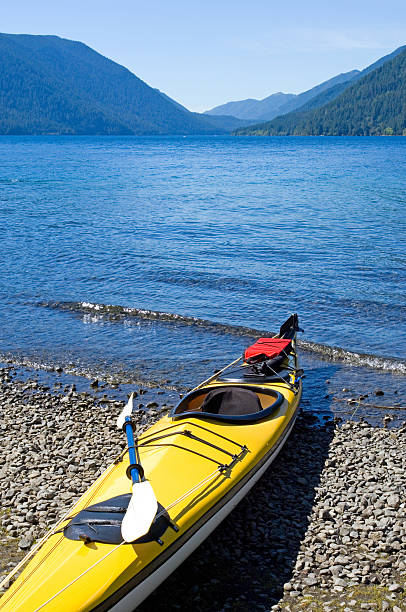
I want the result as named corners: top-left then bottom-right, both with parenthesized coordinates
top-left (0, 135), bottom-right (405, 420)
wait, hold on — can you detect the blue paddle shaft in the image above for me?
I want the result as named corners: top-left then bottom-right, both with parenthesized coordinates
top-left (124, 417), bottom-right (141, 484)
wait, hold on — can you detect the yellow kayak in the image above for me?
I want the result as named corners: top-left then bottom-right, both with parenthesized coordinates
top-left (0, 314), bottom-right (303, 612)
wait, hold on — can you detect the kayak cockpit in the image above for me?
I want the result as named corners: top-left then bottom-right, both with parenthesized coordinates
top-left (171, 385), bottom-right (284, 423)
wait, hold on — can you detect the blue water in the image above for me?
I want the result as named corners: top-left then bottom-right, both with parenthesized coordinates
top-left (0, 135), bottom-right (405, 399)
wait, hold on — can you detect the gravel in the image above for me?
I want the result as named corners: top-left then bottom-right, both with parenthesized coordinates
top-left (0, 365), bottom-right (405, 611)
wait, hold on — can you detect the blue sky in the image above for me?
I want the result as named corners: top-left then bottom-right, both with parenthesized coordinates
top-left (2, 1), bottom-right (406, 111)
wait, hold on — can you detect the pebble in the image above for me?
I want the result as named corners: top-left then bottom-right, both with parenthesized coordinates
top-left (18, 537), bottom-right (33, 550)
top-left (388, 584), bottom-right (403, 593)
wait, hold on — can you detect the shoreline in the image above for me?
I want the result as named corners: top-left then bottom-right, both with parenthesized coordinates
top-left (0, 366), bottom-right (405, 611)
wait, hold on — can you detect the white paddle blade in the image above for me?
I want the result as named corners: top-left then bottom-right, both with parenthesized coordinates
top-left (121, 481), bottom-right (158, 543)
top-left (117, 393), bottom-right (135, 429)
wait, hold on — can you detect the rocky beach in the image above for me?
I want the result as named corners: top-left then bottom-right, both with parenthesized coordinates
top-left (0, 365), bottom-right (405, 611)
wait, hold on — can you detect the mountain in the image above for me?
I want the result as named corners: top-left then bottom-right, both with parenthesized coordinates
top-left (205, 71), bottom-right (359, 122)
top-left (200, 113), bottom-right (258, 131)
top-left (155, 89), bottom-right (191, 113)
top-left (263, 71), bottom-right (360, 119)
top-left (235, 45), bottom-right (406, 136)
top-left (154, 90), bottom-right (255, 131)
top-left (0, 33), bottom-right (225, 135)
top-left (205, 92), bottom-right (295, 121)
top-left (275, 46), bottom-right (406, 117)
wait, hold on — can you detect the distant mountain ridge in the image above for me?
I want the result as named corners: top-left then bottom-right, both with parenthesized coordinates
top-left (205, 71), bottom-right (360, 122)
top-left (0, 33), bottom-right (229, 135)
top-left (265, 71), bottom-right (360, 119)
top-left (205, 92), bottom-right (295, 121)
top-left (235, 45), bottom-right (406, 136)
top-left (197, 113), bottom-right (258, 131)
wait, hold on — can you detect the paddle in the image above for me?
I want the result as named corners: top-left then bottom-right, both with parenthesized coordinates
top-left (116, 393), bottom-right (158, 542)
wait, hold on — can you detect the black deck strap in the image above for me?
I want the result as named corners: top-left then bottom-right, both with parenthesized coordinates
top-left (252, 355), bottom-right (286, 375)
top-left (126, 463), bottom-right (144, 480)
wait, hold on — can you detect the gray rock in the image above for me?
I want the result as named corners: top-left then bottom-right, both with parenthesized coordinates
top-left (386, 494), bottom-right (400, 509)
top-left (388, 583), bottom-right (403, 593)
top-left (304, 576), bottom-right (319, 587)
top-left (18, 537), bottom-right (33, 550)
top-left (335, 555), bottom-right (350, 564)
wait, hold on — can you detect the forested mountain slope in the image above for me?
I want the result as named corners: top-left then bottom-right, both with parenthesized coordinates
top-left (235, 46), bottom-right (406, 136)
top-left (0, 33), bottom-right (223, 135)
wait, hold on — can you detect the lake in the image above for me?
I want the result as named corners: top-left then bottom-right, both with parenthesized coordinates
top-left (0, 135), bottom-right (405, 421)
